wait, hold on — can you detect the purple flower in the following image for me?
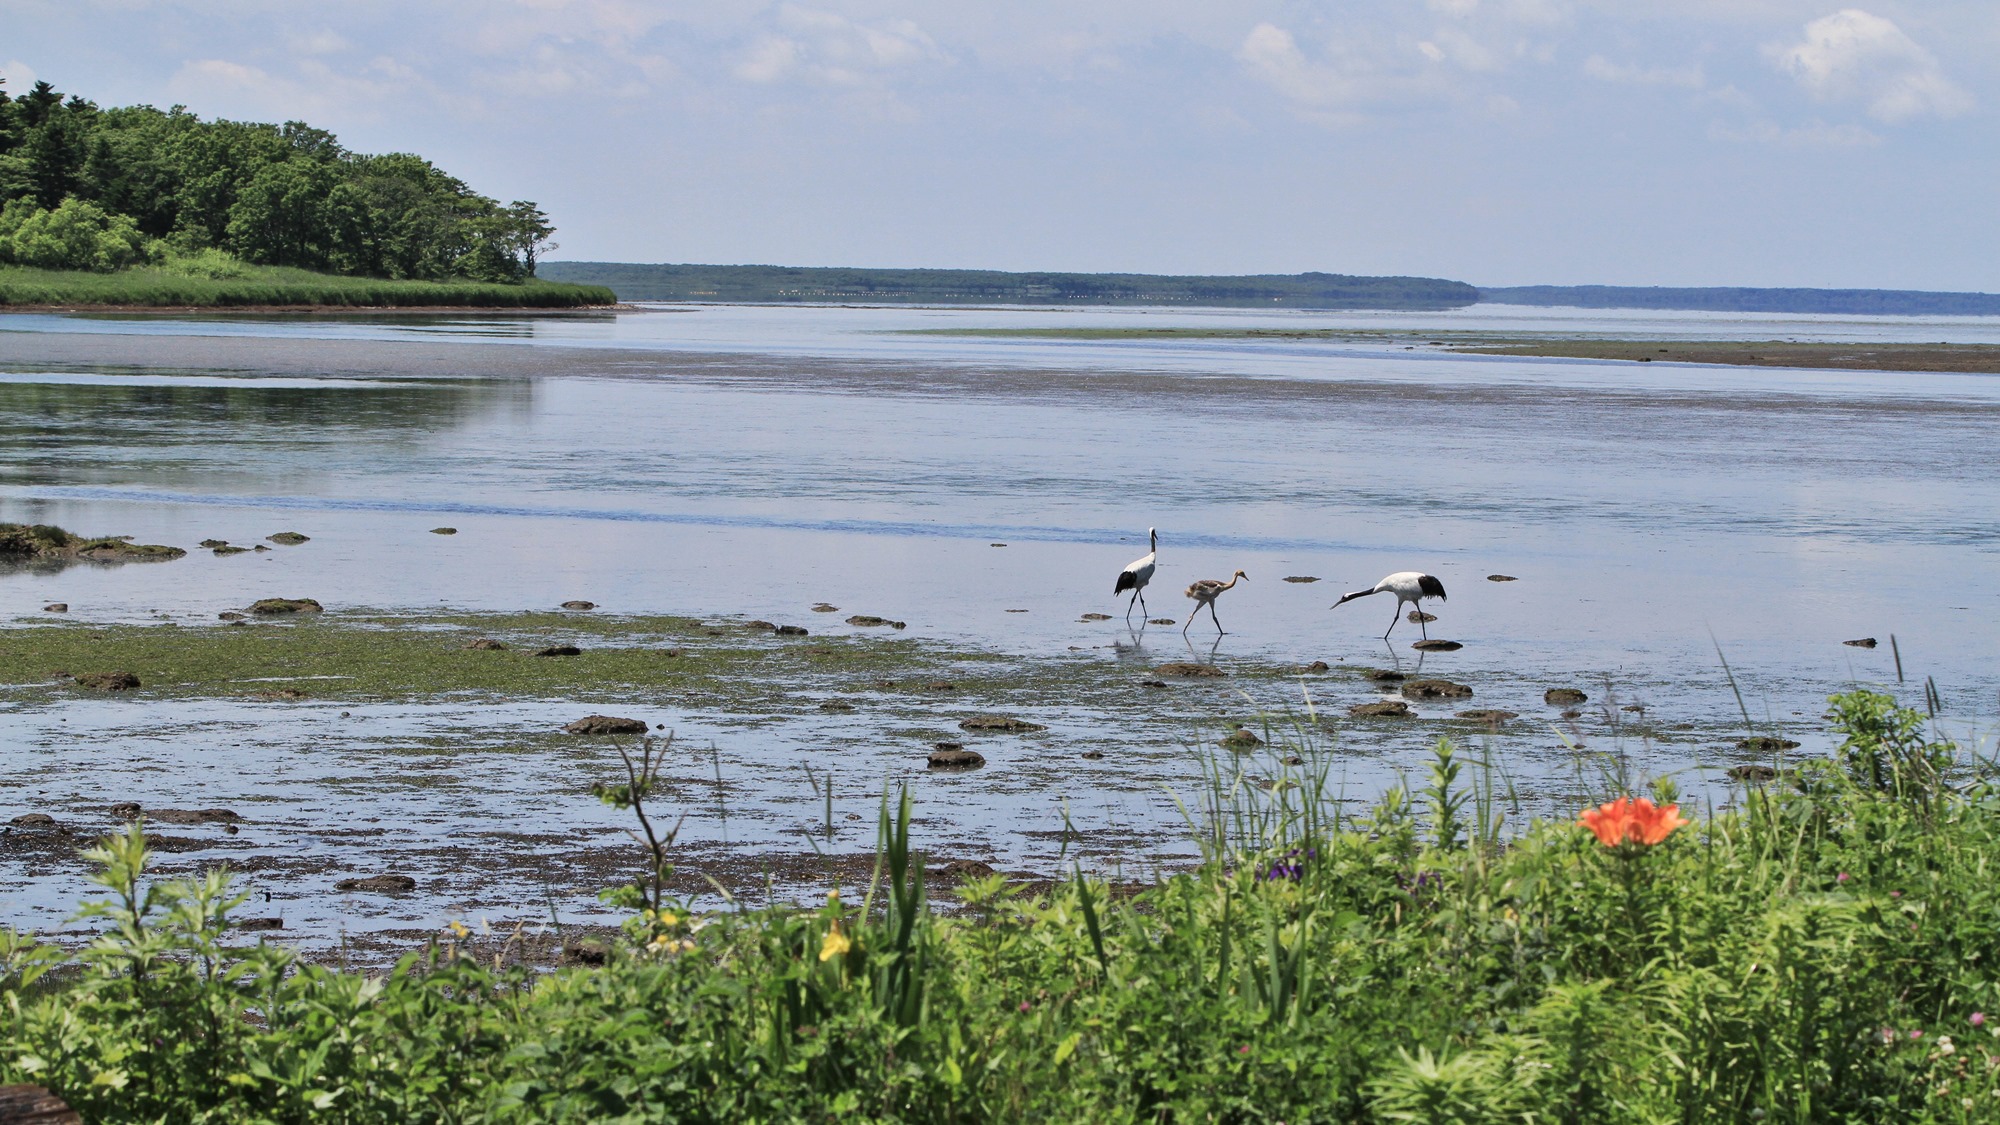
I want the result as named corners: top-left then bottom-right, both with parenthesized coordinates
top-left (1836, 872), bottom-right (1850, 883)
top-left (1910, 1029), bottom-right (1924, 1040)
top-left (1972, 1012), bottom-right (1986, 1028)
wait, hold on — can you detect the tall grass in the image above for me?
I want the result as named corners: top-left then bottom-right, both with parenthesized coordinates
top-left (3, 688), bottom-right (1998, 1122)
top-left (0, 263), bottom-right (615, 308)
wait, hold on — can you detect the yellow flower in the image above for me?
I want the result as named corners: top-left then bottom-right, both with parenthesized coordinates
top-left (819, 921), bottom-right (851, 962)
top-left (447, 920), bottom-right (470, 939)
top-left (656, 911), bottom-right (679, 928)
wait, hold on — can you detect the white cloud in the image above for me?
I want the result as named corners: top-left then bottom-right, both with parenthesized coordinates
top-left (733, 5), bottom-right (947, 88)
top-left (0, 60), bottom-right (39, 92)
top-left (1583, 55), bottom-right (1704, 88)
top-left (1770, 9), bottom-right (1972, 123)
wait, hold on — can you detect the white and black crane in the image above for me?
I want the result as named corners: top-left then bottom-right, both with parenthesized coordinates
top-left (1113, 527), bottom-right (1158, 623)
top-left (1183, 569), bottom-right (1247, 636)
top-left (1333, 571), bottom-right (1447, 640)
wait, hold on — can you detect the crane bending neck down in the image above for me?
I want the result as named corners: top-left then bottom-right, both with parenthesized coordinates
top-left (1332, 571), bottom-right (1447, 641)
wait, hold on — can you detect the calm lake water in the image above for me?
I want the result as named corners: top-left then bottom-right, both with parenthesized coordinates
top-left (2, 302), bottom-right (1996, 948)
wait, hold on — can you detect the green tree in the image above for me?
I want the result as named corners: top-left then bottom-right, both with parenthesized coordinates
top-left (503, 200), bottom-right (557, 276)
top-left (226, 157), bottom-right (338, 269)
top-left (1, 197), bottom-right (148, 270)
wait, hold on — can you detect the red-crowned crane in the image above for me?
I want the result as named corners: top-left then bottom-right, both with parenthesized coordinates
top-left (1333, 571), bottom-right (1446, 640)
top-left (1113, 527), bottom-right (1157, 622)
top-left (1183, 569), bottom-right (1247, 636)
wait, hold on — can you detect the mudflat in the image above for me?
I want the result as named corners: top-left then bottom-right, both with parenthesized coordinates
top-left (1448, 338), bottom-right (2000, 373)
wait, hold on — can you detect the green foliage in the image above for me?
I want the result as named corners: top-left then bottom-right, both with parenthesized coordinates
top-left (0, 262), bottom-right (613, 308)
top-left (0, 73), bottom-right (561, 284)
top-left (0, 196), bottom-right (148, 270)
top-left (4, 690), bottom-right (2000, 1122)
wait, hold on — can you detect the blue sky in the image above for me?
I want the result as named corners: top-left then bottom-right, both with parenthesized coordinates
top-left (8, 1), bottom-right (1997, 289)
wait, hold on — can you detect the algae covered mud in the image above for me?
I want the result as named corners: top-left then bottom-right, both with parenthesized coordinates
top-left (1, 302), bottom-right (1996, 955)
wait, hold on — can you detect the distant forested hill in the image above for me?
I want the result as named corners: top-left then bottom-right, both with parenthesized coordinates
top-left (0, 74), bottom-right (557, 283)
top-left (538, 262), bottom-right (1479, 310)
top-left (1479, 285), bottom-right (2000, 316)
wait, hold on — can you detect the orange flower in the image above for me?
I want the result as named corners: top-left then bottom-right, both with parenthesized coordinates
top-left (1579, 797), bottom-right (1687, 848)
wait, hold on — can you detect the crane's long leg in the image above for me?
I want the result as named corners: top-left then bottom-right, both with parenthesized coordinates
top-left (1182, 603), bottom-right (1200, 635)
top-left (1209, 601), bottom-right (1225, 635)
top-left (1125, 588), bottom-right (1140, 621)
top-left (1383, 602), bottom-right (1400, 641)
top-left (1418, 604), bottom-right (1430, 641)
top-left (1138, 589), bottom-right (1149, 618)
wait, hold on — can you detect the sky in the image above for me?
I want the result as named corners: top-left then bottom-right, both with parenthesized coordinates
top-left (6, 1), bottom-right (1999, 289)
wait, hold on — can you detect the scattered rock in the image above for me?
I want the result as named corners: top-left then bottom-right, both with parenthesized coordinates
top-left (213, 545), bottom-right (249, 556)
top-left (1282, 755), bottom-right (1305, 766)
top-left (144, 834), bottom-right (207, 853)
top-left (1363, 669), bottom-right (1405, 682)
top-left (560, 939), bottom-right (609, 966)
top-left (745, 620), bottom-right (777, 630)
top-left (959, 715), bottom-right (1047, 733)
top-left (199, 538), bottom-right (230, 549)
top-left (149, 808), bottom-right (242, 825)
top-left (1736, 736), bottom-right (1800, 752)
top-left (564, 715), bottom-right (650, 735)
top-left (533, 645), bottom-right (582, 657)
top-left (1005, 609), bottom-right (1029, 614)
top-left (1306, 660), bottom-right (1330, 672)
top-left (1843, 637), bottom-right (1878, 648)
top-left (254, 545), bottom-right (270, 552)
top-left (561, 600), bottom-right (597, 611)
top-left (74, 671), bottom-right (140, 691)
top-left (1407, 610), bottom-right (1437, 624)
top-left (924, 681), bottom-right (958, 691)
top-left (335, 874), bottom-right (417, 893)
top-left (1487, 574), bottom-right (1517, 582)
top-left (463, 638), bottom-right (508, 650)
top-left (1141, 680), bottom-right (1169, 688)
top-left (251, 689), bottom-right (308, 701)
top-left (1080, 750), bottom-right (1105, 759)
top-left (9, 813), bottom-right (56, 828)
top-left (1621, 704), bottom-right (1647, 713)
top-left (1456, 709), bottom-right (1518, 725)
top-left (936, 858), bottom-right (996, 881)
top-left (236, 917), bottom-right (284, 932)
top-left (811, 603), bottom-right (840, 612)
top-left (1282, 576), bottom-right (1320, 583)
top-left (846, 615), bottom-right (907, 629)
top-left (1562, 710), bottom-right (1583, 720)
top-left (1147, 617), bottom-right (1176, 625)
top-left (1220, 728), bottom-right (1262, 750)
top-left (0, 522), bottom-right (186, 563)
top-left (249, 598), bottom-right (323, 615)
top-left (928, 747), bottom-right (986, 769)
top-left (818, 700), bottom-right (856, 712)
top-left (990, 543), bottom-right (1007, 547)
top-left (42, 603), bottom-right (67, 613)
top-left (1349, 700), bottom-right (1412, 718)
top-left (1411, 640), bottom-right (1462, 651)
top-left (1727, 764), bottom-right (1779, 783)
top-left (217, 611), bottom-right (245, 621)
top-left (266, 532), bottom-right (310, 545)
top-left (774, 625), bottom-right (809, 636)
top-left (108, 802), bottom-right (141, 820)
top-left (1544, 688), bottom-right (1588, 706)
top-left (1080, 612), bottom-right (1112, 621)
top-left (1157, 662), bottom-right (1225, 677)
top-left (1402, 679), bottom-right (1473, 700)
top-left (430, 527), bottom-right (457, 535)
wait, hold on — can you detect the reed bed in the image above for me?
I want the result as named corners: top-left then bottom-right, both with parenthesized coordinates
top-left (0, 264), bottom-right (614, 308)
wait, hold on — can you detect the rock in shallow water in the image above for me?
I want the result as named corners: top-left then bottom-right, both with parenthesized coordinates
top-left (430, 527), bottom-right (457, 535)
top-left (266, 532), bottom-right (310, 546)
top-left (1157, 662), bottom-right (1225, 677)
top-left (1544, 688), bottom-right (1588, 705)
top-left (1456, 709), bottom-right (1517, 725)
top-left (1736, 735), bottom-right (1800, 752)
top-left (564, 715), bottom-right (649, 735)
top-left (1843, 637), bottom-right (1878, 648)
top-left (42, 603), bottom-right (66, 613)
top-left (533, 645), bottom-right (582, 657)
top-left (1411, 639), bottom-right (1462, 652)
top-left (928, 747), bottom-right (986, 769)
top-left (1349, 700), bottom-right (1412, 718)
top-left (1282, 576), bottom-right (1319, 583)
top-left (959, 715), bottom-right (1047, 733)
top-left (1727, 764), bottom-right (1779, 783)
top-left (74, 671), bottom-right (140, 691)
top-left (1402, 679), bottom-right (1472, 700)
top-left (561, 600), bottom-right (596, 611)
top-left (250, 598), bottom-right (322, 615)
top-left (1487, 574), bottom-right (1518, 582)
top-left (335, 875), bottom-right (417, 894)
top-left (1220, 728), bottom-right (1262, 750)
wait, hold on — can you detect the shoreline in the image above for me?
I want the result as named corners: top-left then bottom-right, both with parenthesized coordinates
top-left (0, 303), bottom-right (635, 315)
top-left (1446, 338), bottom-right (2000, 374)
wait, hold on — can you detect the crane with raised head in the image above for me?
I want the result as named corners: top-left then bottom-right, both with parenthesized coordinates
top-left (1183, 569), bottom-right (1246, 636)
top-left (1113, 527), bottom-right (1158, 623)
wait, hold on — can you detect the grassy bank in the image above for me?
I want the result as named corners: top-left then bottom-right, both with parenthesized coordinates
top-left (1, 689), bottom-right (1995, 1121)
top-left (0, 264), bottom-right (615, 309)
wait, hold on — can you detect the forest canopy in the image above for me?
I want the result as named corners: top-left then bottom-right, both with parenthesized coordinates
top-left (0, 75), bottom-right (554, 281)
